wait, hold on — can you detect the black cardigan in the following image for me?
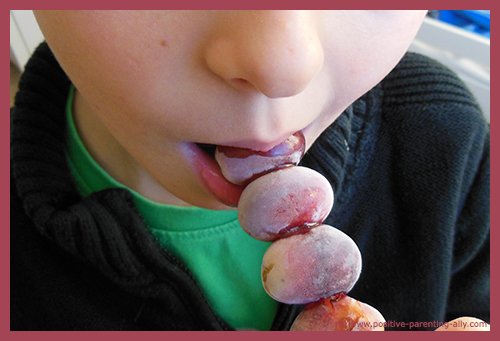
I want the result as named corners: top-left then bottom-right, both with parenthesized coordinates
top-left (11, 42), bottom-right (490, 330)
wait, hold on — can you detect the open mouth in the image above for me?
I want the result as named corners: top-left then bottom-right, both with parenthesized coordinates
top-left (186, 131), bottom-right (305, 208)
top-left (212, 131), bottom-right (305, 185)
top-left (183, 142), bottom-right (244, 208)
top-left (196, 143), bottom-right (217, 157)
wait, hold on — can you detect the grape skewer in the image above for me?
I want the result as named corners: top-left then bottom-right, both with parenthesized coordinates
top-left (216, 131), bottom-right (385, 331)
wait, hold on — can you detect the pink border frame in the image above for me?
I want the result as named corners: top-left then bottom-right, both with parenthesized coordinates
top-left (3, 1), bottom-right (496, 340)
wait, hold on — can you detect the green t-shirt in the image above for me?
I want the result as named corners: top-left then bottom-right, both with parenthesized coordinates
top-left (64, 85), bottom-right (277, 330)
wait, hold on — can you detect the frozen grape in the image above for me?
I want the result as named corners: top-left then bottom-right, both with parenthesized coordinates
top-left (217, 130), bottom-right (379, 331)
top-left (261, 224), bottom-right (362, 304)
top-left (215, 131), bottom-right (305, 185)
top-left (238, 166), bottom-right (334, 241)
top-left (291, 294), bottom-right (385, 331)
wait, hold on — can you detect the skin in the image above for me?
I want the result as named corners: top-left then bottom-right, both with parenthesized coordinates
top-left (34, 10), bottom-right (426, 209)
top-left (33, 11), bottom-right (489, 330)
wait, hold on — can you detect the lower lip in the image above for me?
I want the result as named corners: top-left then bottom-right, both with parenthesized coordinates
top-left (181, 143), bottom-right (244, 207)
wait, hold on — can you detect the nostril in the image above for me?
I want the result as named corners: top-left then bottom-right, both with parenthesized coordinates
top-left (230, 78), bottom-right (255, 91)
top-left (232, 78), bottom-right (249, 85)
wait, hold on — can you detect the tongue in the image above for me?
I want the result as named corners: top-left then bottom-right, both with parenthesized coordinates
top-left (215, 131), bottom-right (305, 185)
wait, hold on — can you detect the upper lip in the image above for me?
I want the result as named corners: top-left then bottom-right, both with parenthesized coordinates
top-left (197, 131), bottom-right (302, 153)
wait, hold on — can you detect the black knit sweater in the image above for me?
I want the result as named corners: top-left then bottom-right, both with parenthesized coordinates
top-left (11, 42), bottom-right (490, 330)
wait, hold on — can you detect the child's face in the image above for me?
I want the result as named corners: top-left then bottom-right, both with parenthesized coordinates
top-left (34, 10), bottom-right (426, 209)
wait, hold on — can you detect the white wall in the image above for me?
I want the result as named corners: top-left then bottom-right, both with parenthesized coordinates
top-left (409, 17), bottom-right (490, 122)
top-left (10, 10), bottom-right (44, 71)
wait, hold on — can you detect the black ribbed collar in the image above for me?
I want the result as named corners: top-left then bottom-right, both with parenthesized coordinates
top-left (11, 42), bottom-right (380, 330)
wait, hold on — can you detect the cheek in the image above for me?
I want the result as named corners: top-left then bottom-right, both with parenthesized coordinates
top-left (39, 11), bottom-right (190, 142)
top-left (324, 11), bottom-right (425, 107)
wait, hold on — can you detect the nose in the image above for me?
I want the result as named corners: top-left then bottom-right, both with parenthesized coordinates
top-left (204, 11), bottom-right (324, 98)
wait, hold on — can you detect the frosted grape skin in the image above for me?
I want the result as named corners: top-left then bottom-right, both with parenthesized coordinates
top-left (238, 166), bottom-right (334, 241)
top-left (215, 131), bottom-right (305, 185)
top-left (261, 224), bottom-right (362, 304)
top-left (291, 294), bottom-right (386, 331)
